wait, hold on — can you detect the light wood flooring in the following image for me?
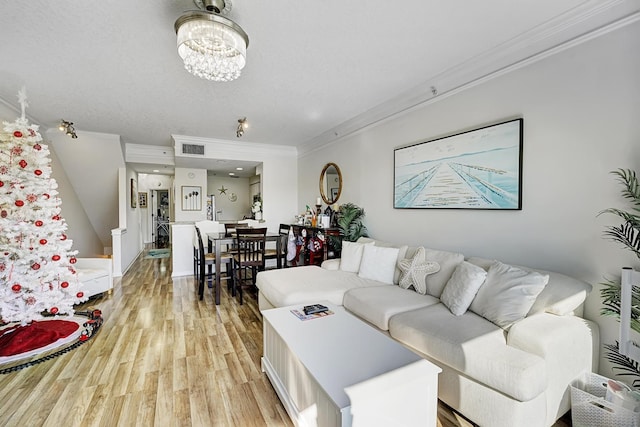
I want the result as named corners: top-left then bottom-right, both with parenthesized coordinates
top-left (0, 248), bottom-right (571, 426)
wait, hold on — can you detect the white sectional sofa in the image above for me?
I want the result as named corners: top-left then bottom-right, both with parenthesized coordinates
top-left (75, 257), bottom-right (113, 298)
top-left (256, 237), bottom-right (599, 427)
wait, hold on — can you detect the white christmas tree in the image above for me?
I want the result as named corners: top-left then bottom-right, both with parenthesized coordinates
top-left (0, 90), bottom-right (86, 325)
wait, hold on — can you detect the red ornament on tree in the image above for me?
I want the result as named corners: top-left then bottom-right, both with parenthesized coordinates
top-left (31, 263), bottom-right (40, 270)
top-left (11, 284), bottom-right (21, 292)
top-left (50, 307), bottom-right (59, 315)
top-left (15, 200), bottom-right (24, 207)
top-left (19, 159), bottom-right (27, 168)
top-left (52, 215), bottom-right (60, 220)
top-left (60, 281), bottom-right (69, 288)
top-left (52, 255), bottom-right (61, 261)
top-left (34, 169), bottom-right (42, 176)
top-left (35, 220), bottom-right (43, 226)
top-left (33, 143), bottom-right (41, 150)
top-left (60, 234), bottom-right (67, 240)
top-left (39, 239), bottom-right (47, 245)
top-left (0, 181), bottom-right (4, 187)
top-left (13, 131), bottom-right (22, 138)
top-left (69, 257), bottom-right (77, 264)
top-left (26, 296), bottom-right (36, 305)
top-left (43, 193), bottom-right (50, 199)
top-left (76, 292), bottom-right (84, 298)
top-left (1, 210), bottom-right (7, 218)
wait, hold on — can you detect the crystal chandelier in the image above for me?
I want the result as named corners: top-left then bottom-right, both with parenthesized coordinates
top-left (174, 0), bottom-right (249, 82)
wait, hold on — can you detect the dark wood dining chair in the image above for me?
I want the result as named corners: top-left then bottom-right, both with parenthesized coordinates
top-left (232, 227), bottom-right (267, 305)
top-left (264, 223), bottom-right (291, 269)
top-left (195, 226), bottom-right (233, 301)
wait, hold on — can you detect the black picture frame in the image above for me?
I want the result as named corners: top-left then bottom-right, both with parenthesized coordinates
top-left (394, 118), bottom-right (523, 210)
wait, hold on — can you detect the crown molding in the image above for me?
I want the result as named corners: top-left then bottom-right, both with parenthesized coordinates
top-left (298, 0), bottom-right (640, 157)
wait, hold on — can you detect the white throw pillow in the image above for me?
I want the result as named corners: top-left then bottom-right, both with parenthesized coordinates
top-left (440, 262), bottom-right (487, 316)
top-left (358, 245), bottom-right (400, 285)
top-left (398, 247), bottom-right (441, 294)
top-left (470, 261), bottom-right (549, 329)
top-left (339, 241), bottom-right (374, 273)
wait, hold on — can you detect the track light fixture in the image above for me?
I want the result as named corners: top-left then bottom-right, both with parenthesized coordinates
top-left (58, 120), bottom-right (77, 139)
top-left (236, 117), bottom-right (247, 138)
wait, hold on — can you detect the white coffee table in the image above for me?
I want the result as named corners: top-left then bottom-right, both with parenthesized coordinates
top-left (261, 302), bottom-right (441, 427)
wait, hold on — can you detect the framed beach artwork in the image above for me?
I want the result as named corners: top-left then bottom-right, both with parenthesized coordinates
top-left (394, 118), bottom-right (523, 210)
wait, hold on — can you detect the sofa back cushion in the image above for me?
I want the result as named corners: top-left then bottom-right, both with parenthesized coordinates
top-left (423, 248), bottom-right (465, 298)
top-left (467, 256), bottom-right (592, 316)
top-left (356, 238), bottom-right (464, 295)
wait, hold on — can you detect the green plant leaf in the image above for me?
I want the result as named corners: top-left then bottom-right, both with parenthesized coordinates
top-left (604, 342), bottom-right (640, 388)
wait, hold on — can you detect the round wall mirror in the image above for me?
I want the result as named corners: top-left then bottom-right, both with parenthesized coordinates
top-left (319, 163), bottom-right (342, 205)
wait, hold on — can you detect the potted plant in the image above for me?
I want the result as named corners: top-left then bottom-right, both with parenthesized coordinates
top-left (329, 202), bottom-right (368, 254)
top-left (599, 168), bottom-right (640, 387)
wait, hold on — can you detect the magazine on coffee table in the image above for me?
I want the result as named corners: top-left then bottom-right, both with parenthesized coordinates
top-left (290, 308), bottom-right (334, 321)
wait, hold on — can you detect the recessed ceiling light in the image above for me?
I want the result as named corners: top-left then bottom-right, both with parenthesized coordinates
top-left (229, 172), bottom-right (235, 176)
top-left (153, 169), bottom-right (159, 173)
top-left (236, 167), bottom-right (243, 171)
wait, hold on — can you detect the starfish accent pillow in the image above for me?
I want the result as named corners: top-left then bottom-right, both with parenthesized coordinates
top-left (398, 247), bottom-right (441, 294)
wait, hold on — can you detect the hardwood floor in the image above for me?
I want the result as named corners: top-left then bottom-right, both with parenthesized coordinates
top-left (0, 249), bottom-right (572, 426)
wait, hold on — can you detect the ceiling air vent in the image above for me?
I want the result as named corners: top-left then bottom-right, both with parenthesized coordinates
top-left (182, 144), bottom-right (205, 155)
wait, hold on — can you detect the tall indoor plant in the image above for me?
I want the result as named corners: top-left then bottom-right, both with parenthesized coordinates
top-left (599, 168), bottom-right (640, 387)
top-left (329, 202), bottom-right (368, 253)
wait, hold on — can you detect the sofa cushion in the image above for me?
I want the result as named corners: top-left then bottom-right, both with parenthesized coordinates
top-left (388, 304), bottom-right (547, 402)
top-left (423, 248), bottom-right (465, 298)
top-left (358, 245), bottom-right (400, 285)
top-left (343, 286), bottom-right (439, 331)
top-left (469, 261), bottom-right (549, 329)
top-left (441, 261), bottom-right (487, 316)
top-left (340, 241), bottom-right (374, 273)
top-left (467, 257), bottom-right (592, 316)
top-left (256, 265), bottom-right (388, 307)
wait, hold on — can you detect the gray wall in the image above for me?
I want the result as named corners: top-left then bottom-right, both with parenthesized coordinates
top-left (298, 22), bottom-right (640, 378)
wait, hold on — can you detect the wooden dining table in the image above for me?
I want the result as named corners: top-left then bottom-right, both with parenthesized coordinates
top-left (206, 231), bottom-right (283, 305)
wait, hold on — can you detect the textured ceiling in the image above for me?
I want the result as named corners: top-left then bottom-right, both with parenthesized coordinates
top-left (0, 1), bottom-right (637, 153)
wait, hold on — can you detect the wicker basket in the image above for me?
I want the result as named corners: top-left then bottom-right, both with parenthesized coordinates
top-left (571, 372), bottom-right (640, 427)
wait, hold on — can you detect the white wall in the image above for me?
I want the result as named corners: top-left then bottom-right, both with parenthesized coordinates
top-left (173, 135), bottom-right (298, 232)
top-left (207, 175), bottom-right (251, 221)
top-left (117, 167), bottom-right (144, 275)
top-left (47, 128), bottom-right (123, 252)
top-left (174, 167), bottom-right (208, 222)
top-left (298, 22), bottom-right (640, 378)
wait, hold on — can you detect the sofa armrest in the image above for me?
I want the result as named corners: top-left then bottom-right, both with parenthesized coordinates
top-left (508, 313), bottom-right (598, 371)
top-left (321, 258), bottom-right (340, 270)
top-left (508, 313), bottom-right (599, 423)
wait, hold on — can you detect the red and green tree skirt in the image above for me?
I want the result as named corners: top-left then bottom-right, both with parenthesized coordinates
top-left (0, 91), bottom-right (86, 335)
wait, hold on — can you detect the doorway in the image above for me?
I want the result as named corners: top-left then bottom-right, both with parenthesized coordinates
top-left (152, 189), bottom-right (170, 247)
